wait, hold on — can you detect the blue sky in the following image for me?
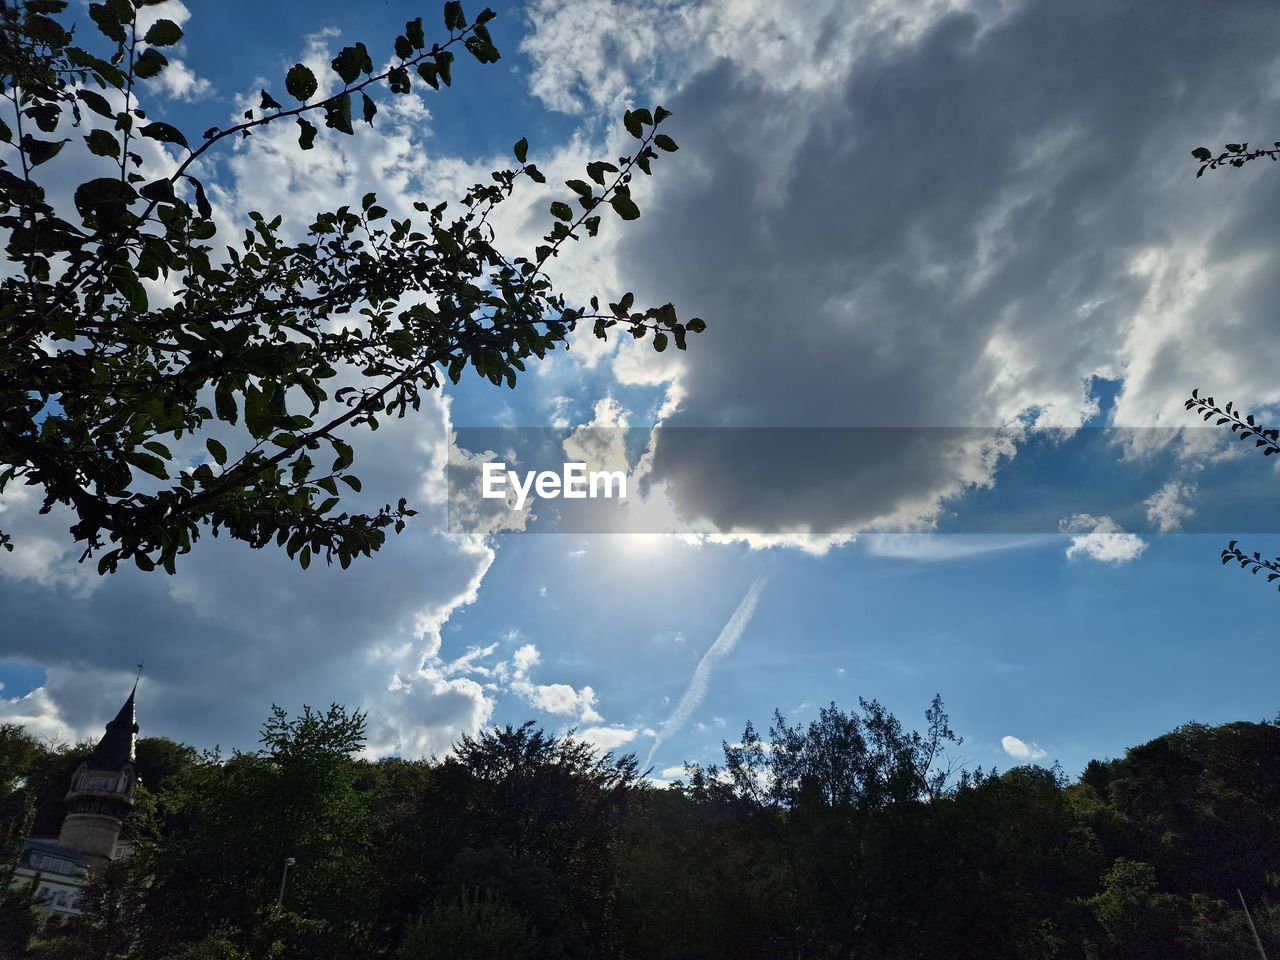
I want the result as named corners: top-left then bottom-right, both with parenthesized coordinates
top-left (4, 0), bottom-right (1280, 783)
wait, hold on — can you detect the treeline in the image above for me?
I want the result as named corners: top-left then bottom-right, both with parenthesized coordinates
top-left (3, 696), bottom-right (1280, 959)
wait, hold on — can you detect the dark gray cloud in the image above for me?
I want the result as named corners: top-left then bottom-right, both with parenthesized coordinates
top-left (589, 0), bottom-right (1280, 535)
top-left (0, 400), bottom-right (498, 754)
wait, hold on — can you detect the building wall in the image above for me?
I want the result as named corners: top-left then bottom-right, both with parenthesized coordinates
top-left (56, 813), bottom-right (123, 861)
top-left (10, 865), bottom-right (86, 917)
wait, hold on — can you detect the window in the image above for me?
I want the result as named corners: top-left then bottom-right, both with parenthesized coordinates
top-left (29, 854), bottom-right (72, 875)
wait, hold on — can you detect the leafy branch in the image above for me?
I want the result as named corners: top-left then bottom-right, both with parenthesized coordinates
top-left (0, 0), bottom-right (706, 573)
top-left (1190, 141), bottom-right (1280, 177)
top-left (1184, 389), bottom-right (1280, 594)
top-left (1219, 539), bottom-right (1280, 591)
top-left (1184, 388), bottom-right (1280, 456)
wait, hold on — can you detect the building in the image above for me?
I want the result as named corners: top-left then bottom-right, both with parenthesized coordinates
top-left (9, 684), bottom-right (140, 915)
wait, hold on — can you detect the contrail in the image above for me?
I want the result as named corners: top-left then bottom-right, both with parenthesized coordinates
top-left (646, 577), bottom-right (766, 769)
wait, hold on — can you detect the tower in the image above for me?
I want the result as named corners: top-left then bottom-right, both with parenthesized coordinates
top-left (55, 682), bottom-right (140, 861)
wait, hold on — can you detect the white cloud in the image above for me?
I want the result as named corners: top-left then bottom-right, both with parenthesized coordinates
top-left (147, 58), bottom-right (213, 101)
top-left (0, 680), bottom-right (75, 745)
top-left (863, 534), bottom-right (1048, 562)
top-left (1001, 735), bottom-right (1048, 761)
top-left (516, 0), bottom-right (1280, 555)
top-left (577, 725), bottom-right (638, 752)
top-left (1061, 514), bottom-right (1148, 564)
top-left (135, 2), bottom-right (213, 101)
top-left (504, 642), bottom-right (605, 724)
top-left (513, 643), bottom-right (541, 675)
top-left (1144, 480), bottom-right (1197, 533)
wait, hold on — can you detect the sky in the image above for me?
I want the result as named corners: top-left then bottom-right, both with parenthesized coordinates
top-left (4, 0), bottom-right (1280, 783)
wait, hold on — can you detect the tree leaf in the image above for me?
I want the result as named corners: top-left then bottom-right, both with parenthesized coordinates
top-left (77, 89), bottom-right (114, 119)
top-left (85, 129), bottom-right (120, 157)
top-left (22, 135), bottom-right (68, 167)
top-left (143, 18), bottom-right (183, 45)
top-left (514, 137), bottom-right (528, 163)
top-left (332, 44), bottom-right (371, 84)
top-left (444, 0), bottom-right (466, 31)
top-left (111, 266), bottom-right (148, 312)
top-left (89, 3), bottom-right (126, 43)
top-left (215, 384), bottom-right (237, 424)
top-left (464, 35), bottom-right (500, 64)
top-left (297, 117), bottom-right (317, 150)
top-left (186, 175), bottom-right (212, 219)
top-left (134, 48), bottom-right (169, 79)
top-left (140, 122), bottom-right (188, 148)
top-left (435, 50), bottom-right (454, 86)
top-left (586, 161), bottom-right (618, 185)
top-left (324, 93), bottom-right (354, 135)
top-left (286, 63), bottom-right (318, 101)
top-left (406, 16), bottom-right (426, 48)
top-left (126, 452), bottom-right (168, 480)
top-left (139, 178), bottom-right (176, 203)
top-left (610, 194), bottom-right (640, 220)
top-left (73, 176), bottom-right (135, 223)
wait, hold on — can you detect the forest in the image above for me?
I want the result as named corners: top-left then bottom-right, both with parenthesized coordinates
top-left (3, 696), bottom-right (1280, 959)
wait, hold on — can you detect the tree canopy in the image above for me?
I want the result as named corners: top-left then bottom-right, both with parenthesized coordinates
top-left (6, 697), bottom-right (1280, 959)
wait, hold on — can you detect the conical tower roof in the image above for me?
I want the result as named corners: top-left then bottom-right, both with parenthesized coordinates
top-left (86, 682), bottom-right (138, 770)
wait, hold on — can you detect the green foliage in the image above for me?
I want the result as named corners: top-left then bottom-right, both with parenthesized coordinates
top-left (379, 723), bottom-right (641, 959)
top-left (31, 858), bottom-right (146, 959)
top-left (9, 702), bottom-right (1280, 958)
top-left (159, 927), bottom-right (249, 960)
top-left (0, 873), bottom-right (43, 958)
top-left (132, 704), bottom-right (373, 959)
top-left (396, 888), bottom-right (534, 960)
top-left (0, 0), bottom-right (704, 572)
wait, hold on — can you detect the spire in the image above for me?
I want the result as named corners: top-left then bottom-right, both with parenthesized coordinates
top-left (86, 682), bottom-right (138, 770)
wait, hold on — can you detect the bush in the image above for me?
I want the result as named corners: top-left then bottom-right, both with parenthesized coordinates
top-left (397, 888), bottom-right (534, 960)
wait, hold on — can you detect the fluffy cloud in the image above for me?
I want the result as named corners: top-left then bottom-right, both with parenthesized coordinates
top-left (148, 58), bottom-right (213, 101)
top-left (1144, 480), bottom-right (1198, 533)
top-left (1061, 514), bottom-right (1148, 564)
top-left (505, 641), bottom-right (604, 724)
top-left (577, 724), bottom-right (639, 752)
top-left (1001, 735), bottom-right (1048, 762)
top-left (519, 0), bottom-right (1280, 547)
top-left (136, 1), bottom-right (213, 101)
